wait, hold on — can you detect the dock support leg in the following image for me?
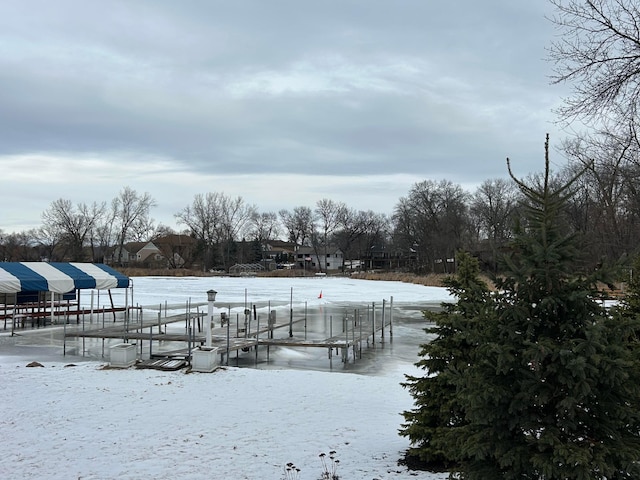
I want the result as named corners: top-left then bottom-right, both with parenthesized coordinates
top-left (389, 296), bottom-right (393, 338)
top-left (381, 299), bottom-right (385, 343)
top-left (372, 302), bottom-right (376, 349)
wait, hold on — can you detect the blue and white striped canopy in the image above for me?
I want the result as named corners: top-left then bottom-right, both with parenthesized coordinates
top-left (0, 262), bottom-right (130, 294)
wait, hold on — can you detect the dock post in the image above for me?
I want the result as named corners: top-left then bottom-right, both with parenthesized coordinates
top-left (226, 312), bottom-right (230, 366)
top-left (236, 312), bottom-right (241, 363)
top-left (289, 308), bottom-right (293, 338)
top-left (82, 305), bottom-right (86, 357)
top-left (344, 322), bottom-right (348, 364)
top-left (358, 309), bottom-right (363, 358)
top-left (90, 290), bottom-right (94, 324)
top-left (352, 311), bottom-right (356, 361)
top-left (381, 299), bottom-right (386, 343)
top-left (330, 315), bottom-right (333, 341)
top-left (342, 333), bottom-right (348, 364)
top-left (149, 319), bottom-right (154, 358)
top-left (372, 302), bottom-right (376, 349)
top-left (289, 287), bottom-right (293, 338)
top-left (139, 306), bottom-right (144, 358)
top-left (102, 309), bottom-right (105, 357)
top-left (187, 324), bottom-right (192, 366)
top-left (255, 315), bottom-right (260, 365)
top-left (390, 296), bottom-right (393, 338)
top-left (365, 305), bottom-right (370, 347)
top-left (353, 309), bottom-right (357, 360)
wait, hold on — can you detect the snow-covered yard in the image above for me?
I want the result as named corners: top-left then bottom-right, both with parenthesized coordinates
top-left (0, 277), bottom-right (451, 479)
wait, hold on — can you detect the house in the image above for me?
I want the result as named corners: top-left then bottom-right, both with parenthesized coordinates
top-left (153, 234), bottom-right (198, 269)
top-left (107, 241), bottom-right (163, 267)
top-left (295, 246), bottom-right (343, 271)
top-left (263, 240), bottom-right (297, 264)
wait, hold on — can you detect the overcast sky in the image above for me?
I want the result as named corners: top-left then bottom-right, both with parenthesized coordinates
top-left (1, 0), bottom-right (568, 233)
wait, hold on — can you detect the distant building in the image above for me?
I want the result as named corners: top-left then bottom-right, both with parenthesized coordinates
top-left (107, 241), bottom-right (163, 267)
top-left (229, 263), bottom-right (264, 276)
top-left (153, 234), bottom-right (198, 269)
top-left (263, 240), bottom-right (297, 264)
top-left (295, 246), bottom-right (343, 271)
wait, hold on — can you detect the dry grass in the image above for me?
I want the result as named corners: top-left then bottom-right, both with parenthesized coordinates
top-left (348, 271), bottom-right (448, 287)
top-left (119, 267), bottom-right (215, 277)
top-left (257, 269), bottom-right (451, 286)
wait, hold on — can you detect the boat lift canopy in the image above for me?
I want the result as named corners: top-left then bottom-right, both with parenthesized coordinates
top-left (0, 262), bottom-right (130, 294)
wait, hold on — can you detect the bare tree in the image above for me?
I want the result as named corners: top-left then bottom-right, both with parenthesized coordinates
top-left (218, 195), bottom-right (257, 268)
top-left (314, 199), bottom-right (347, 272)
top-left (90, 209), bottom-right (117, 263)
top-left (36, 223), bottom-right (63, 262)
top-left (249, 211), bottom-right (280, 261)
top-left (151, 228), bottom-right (198, 269)
top-left (561, 123), bottom-right (640, 263)
top-left (547, 0), bottom-right (640, 265)
top-left (41, 199), bottom-right (107, 261)
top-left (333, 209), bottom-right (390, 270)
top-left (176, 192), bottom-right (223, 270)
top-left (392, 180), bottom-right (470, 273)
top-left (470, 178), bottom-right (518, 271)
top-left (111, 187), bottom-right (156, 266)
top-left (149, 224), bottom-right (179, 241)
top-left (1, 230), bottom-right (39, 261)
top-left (176, 192), bottom-right (255, 270)
top-left (279, 206), bottom-right (314, 246)
top-left (0, 229), bottom-right (6, 261)
top-left (548, 0), bottom-right (640, 124)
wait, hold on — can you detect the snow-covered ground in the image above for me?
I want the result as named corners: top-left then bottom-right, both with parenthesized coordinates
top-left (1, 276), bottom-right (452, 479)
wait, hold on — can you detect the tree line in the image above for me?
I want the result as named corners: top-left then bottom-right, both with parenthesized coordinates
top-left (1, 147), bottom-right (640, 273)
top-left (4, 0), bottom-right (640, 278)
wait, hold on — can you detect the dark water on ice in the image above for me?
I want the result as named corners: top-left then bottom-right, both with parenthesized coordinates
top-left (9, 301), bottom-right (442, 376)
top-left (224, 301), bottom-right (442, 375)
top-left (7, 275), bottom-right (448, 376)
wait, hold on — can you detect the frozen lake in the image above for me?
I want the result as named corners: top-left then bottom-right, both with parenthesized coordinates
top-left (20, 276), bottom-right (454, 374)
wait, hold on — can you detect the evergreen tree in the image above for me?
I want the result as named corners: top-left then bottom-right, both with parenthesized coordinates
top-left (400, 250), bottom-right (493, 469)
top-left (401, 135), bottom-right (640, 479)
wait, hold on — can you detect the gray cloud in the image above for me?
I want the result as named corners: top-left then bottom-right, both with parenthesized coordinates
top-left (0, 0), bottom-right (568, 231)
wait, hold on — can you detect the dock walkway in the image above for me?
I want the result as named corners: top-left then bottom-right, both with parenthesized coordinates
top-left (62, 300), bottom-right (394, 368)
